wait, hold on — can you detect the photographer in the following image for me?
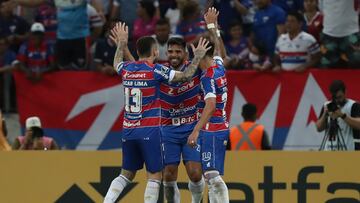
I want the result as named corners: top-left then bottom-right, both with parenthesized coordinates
top-left (316, 80), bottom-right (360, 151)
top-left (12, 116), bottom-right (59, 150)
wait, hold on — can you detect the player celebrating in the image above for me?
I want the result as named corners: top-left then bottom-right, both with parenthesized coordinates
top-left (103, 22), bottom-right (211, 203)
top-left (187, 8), bottom-right (230, 203)
top-left (160, 37), bottom-right (205, 203)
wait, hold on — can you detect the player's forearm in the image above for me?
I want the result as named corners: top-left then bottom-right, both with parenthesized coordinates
top-left (124, 46), bottom-right (135, 62)
top-left (208, 26), bottom-right (227, 59)
top-left (194, 100), bottom-right (216, 132)
top-left (113, 41), bottom-right (126, 68)
top-left (218, 37), bottom-right (228, 60)
top-left (172, 55), bottom-right (201, 83)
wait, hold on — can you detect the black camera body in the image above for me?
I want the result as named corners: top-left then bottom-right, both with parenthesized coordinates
top-left (327, 101), bottom-right (339, 112)
top-left (31, 127), bottom-right (44, 138)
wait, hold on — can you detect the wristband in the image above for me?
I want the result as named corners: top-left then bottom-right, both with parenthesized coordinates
top-left (207, 23), bottom-right (216, 29)
top-left (216, 29), bottom-right (221, 37)
top-left (341, 113), bottom-right (347, 119)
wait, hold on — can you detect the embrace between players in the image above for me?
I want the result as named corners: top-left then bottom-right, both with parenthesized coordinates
top-left (104, 8), bottom-right (230, 203)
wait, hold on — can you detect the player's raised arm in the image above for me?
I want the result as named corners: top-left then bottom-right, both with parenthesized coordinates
top-left (109, 22), bottom-right (129, 71)
top-left (204, 7), bottom-right (228, 61)
top-left (171, 38), bottom-right (211, 83)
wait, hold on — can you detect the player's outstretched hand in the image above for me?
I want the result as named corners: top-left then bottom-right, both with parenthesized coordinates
top-left (109, 22), bottom-right (128, 45)
top-left (204, 7), bottom-right (219, 26)
top-left (190, 37), bottom-right (212, 59)
top-left (187, 130), bottom-right (199, 148)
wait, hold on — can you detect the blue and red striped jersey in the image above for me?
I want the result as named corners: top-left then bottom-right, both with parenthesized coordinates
top-left (159, 61), bottom-right (201, 138)
top-left (116, 61), bottom-right (175, 139)
top-left (17, 40), bottom-right (54, 73)
top-left (198, 57), bottom-right (229, 132)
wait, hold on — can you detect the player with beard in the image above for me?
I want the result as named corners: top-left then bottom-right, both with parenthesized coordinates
top-left (160, 37), bottom-right (204, 203)
top-left (103, 22), bottom-right (211, 203)
top-left (161, 7), bottom-right (228, 202)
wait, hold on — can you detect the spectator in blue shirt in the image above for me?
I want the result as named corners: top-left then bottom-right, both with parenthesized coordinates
top-left (252, 0), bottom-right (286, 56)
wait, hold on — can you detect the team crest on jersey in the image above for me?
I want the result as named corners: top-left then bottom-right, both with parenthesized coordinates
top-left (161, 65), bottom-right (170, 73)
top-left (154, 65), bottom-right (170, 79)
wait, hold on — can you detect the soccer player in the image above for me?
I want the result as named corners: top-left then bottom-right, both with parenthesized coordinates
top-left (160, 37), bottom-right (204, 203)
top-left (103, 22), bottom-right (211, 203)
top-left (187, 8), bottom-right (230, 203)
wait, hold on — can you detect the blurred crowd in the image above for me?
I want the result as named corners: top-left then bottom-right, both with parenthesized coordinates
top-left (0, 0), bottom-right (360, 112)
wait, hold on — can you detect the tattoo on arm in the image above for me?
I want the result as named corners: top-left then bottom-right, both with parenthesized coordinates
top-left (113, 41), bottom-right (126, 69)
top-left (172, 55), bottom-right (201, 83)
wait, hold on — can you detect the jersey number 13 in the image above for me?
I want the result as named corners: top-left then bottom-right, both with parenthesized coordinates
top-left (124, 87), bottom-right (142, 113)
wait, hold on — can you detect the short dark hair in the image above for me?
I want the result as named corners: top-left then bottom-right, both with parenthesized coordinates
top-left (287, 11), bottom-right (305, 23)
top-left (139, 0), bottom-right (156, 18)
top-left (136, 36), bottom-right (157, 57)
top-left (167, 37), bottom-right (186, 50)
top-left (242, 103), bottom-right (257, 121)
top-left (205, 40), bottom-right (215, 57)
top-left (329, 80), bottom-right (346, 95)
top-left (156, 18), bottom-right (170, 26)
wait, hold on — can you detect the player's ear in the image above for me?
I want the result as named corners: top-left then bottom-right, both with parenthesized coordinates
top-left (152, 46), bottom-right (159, 58)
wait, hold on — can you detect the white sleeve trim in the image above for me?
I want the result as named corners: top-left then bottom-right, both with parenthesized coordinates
top-left (169, 70), bottom-right (176, 82)
top-left (204, 93), bottom-right (216, 100)
top-left (213, 56), bottom-right (223, 63)
top-left (115, 62), bottom-right (124, 74)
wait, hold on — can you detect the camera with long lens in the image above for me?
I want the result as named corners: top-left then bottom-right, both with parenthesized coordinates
top-left (327, 100), bottom-right (339, 140)
top-left (319, 99), bottom-right (347, 150)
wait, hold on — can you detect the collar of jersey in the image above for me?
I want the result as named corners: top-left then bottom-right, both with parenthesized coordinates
top-left (135, 60), bottom-right (155, 67)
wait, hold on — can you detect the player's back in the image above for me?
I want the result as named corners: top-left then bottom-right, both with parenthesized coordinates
top-left (119, 61), bottom-right (169, 139)
top-left (159, 62), bottom-right (201, 138)
top-left (198, 57), bottom-right (229, 132)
